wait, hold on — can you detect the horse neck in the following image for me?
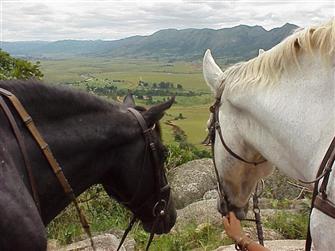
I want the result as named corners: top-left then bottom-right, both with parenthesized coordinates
top-left (231, 54), bottom-right (334, 182)
top-left (1, 81), bottom-right (134, 223)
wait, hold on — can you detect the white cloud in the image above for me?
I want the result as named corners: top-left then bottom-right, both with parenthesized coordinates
top-left (1, 0), bottom-right (334, 41)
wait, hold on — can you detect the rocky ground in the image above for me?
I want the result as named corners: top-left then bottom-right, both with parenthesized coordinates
top-left (48, 158), bottom-right (311, 251)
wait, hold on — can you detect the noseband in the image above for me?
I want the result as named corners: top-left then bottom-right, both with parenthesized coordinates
top-left (116, 107), bottom-right (171, 251)
top-left (204, 83), bottom-right (266, 248)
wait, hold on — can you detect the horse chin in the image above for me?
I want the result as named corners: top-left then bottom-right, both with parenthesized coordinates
top-left (142, 200), bottom-right (177, 234)
top-left (217, 197), bottom-right (249, 220)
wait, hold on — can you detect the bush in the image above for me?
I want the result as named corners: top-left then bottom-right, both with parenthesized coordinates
top-left (0, 50), bottom-right (43, 80)
top-left (165, 143), bottom-right (211, 169)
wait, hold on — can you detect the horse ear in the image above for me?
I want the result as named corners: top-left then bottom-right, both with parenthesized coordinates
top-left (143, 97), bottom-right (175, 126)
top-left (123, 93), bottom-right (135, 107)
top-left (203, 49), bottom-right (224, 96)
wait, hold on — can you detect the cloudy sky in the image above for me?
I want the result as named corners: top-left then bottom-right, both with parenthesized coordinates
top-left (1, 0), bottom-right (334, 41)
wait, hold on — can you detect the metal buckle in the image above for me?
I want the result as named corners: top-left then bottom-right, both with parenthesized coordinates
top-left (152, 199), bottom-right (167, 217)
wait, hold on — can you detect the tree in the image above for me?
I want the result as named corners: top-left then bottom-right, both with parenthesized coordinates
top-left (177, 84), bottom-right (183, 89)
top-left (0, 49), bottom-right (43, 80)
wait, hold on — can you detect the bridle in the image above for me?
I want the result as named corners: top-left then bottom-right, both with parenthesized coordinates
top-left (203, 82), bottom-right (266, 249)
top-left (301, 136), bottom-right (335, 251)
top-left (116, 107), bottom-right (171, 251)
top-left (0, 87), bottom-right (171, 251)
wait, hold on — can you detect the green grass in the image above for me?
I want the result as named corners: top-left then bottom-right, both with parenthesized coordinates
top-left (135, 223), bottom-right (232, 251)
top-left (47, 186), bottom-right (131, 244)
top-left (264, 210), bottom-right (309, 239)
top-left (161, 103), bottom-right (211, 148)
top-left (40, 58), bottom-right (208, 91)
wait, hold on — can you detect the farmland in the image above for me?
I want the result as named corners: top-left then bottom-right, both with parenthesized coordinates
top-left (40, 57), bottom-right (216, 147)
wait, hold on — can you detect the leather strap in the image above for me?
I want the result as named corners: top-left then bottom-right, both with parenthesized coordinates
top-left (0, 87), bottom-right (95, 250)
top-left (210, 87), bottom-right (266, 166)
top-left (314, 195), bottom-right (335, 219)
top-left (305, 136), bottom-right (335, 251)
top-left (0, 88), bottom-right (74, 195)
top-left (0, 95), bottom-right (41, 212)
top-left (123, 107), bottom-right (170, 251)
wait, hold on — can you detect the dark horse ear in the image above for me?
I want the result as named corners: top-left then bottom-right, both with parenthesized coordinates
top-left (143, 97), bottom-right (175, 126)
top-left (123, 93), bottom-right (136, 108)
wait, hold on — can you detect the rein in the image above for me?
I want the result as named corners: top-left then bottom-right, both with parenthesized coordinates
top-left (204, 84), bottom-right (266, 249)
top-left (301, 136), bottom-right (335, 251)
top-left (0, 88), bottom-right (96, 250)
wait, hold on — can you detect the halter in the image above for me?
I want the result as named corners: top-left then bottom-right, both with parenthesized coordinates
top-left (204, 83), bottom-right (266, 249)
top-left (116, 107), bottom-right (171, 251)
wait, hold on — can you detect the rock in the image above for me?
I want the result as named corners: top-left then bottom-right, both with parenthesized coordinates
top-left (203, 189), bottom-right (219, 200)
top-left (53, 233), bottom-right (134, 251)
top-left (235, 225), bottom-right (285, 240)
top-left (169, 158), bottom-right (216, 209)
top-left (47, 239), bottom-right (60, 251)
top-left (174, 199), bottom-right (221, 230)
top-left (214, 240), bottom-right (310, 251)
top-left (220, 227), bottom-right (284, 241)
top-left (175, 197), bottom-right (300, 230)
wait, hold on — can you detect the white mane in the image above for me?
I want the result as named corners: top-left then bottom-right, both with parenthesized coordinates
top-left (224, 19), bottom-right (335, 91)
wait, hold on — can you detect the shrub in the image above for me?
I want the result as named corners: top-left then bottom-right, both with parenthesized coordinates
top-left (165, 143), bottom-right (210, 170)
top-left (0, 50), bottom-right (43, 80)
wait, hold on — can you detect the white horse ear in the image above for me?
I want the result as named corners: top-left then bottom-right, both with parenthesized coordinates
top-left (258, 49), bottom-right (265, 55)
top-left (203, 49), bottom-right (223, 95)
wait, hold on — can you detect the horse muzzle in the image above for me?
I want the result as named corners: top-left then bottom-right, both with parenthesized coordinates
top-left (142, 195), bottom-right (177, 234)
top-left (217, 197), bottom-right (248, 220)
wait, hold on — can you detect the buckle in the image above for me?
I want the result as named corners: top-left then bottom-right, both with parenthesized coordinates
top-left (152, 199), bottom-right (167, 217)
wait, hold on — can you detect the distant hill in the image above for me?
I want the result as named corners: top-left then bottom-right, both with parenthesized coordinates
top-left (1, 23), bottom-right (298, 61)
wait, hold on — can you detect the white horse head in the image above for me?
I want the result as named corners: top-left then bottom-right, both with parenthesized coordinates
top-left (203, 49), bottom-right (274, 219)
top-left (203, 19), bottom-right (334, 250)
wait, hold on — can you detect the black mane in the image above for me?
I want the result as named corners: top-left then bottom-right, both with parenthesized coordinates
top-left (0, 79), bottom-right (118, 119)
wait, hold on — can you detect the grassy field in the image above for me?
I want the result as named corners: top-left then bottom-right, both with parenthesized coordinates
top-left (40, 58), bottom-right (207, 90)
top-left (40, 57), bottom-right (214, 147)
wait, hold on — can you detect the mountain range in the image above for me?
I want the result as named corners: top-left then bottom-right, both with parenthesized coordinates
top-left (1, 23), bottom-right (299, 61)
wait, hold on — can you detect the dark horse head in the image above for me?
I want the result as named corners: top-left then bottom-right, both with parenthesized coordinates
top-left (102, 94), bottom-right (177, 234)
top-left (0, 80), bottom-right (176, 250)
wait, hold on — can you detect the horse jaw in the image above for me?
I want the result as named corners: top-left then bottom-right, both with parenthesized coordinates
top-left (203, 49), bottom-right (224, 96)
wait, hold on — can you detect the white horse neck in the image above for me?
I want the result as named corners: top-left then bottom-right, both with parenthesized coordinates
top-left (231, 53), bottom-right (334, 183)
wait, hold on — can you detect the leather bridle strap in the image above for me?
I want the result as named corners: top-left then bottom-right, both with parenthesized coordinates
top-left (117, 107), bottom-right (168, 251)
top-left (213, 102), bottom-right (266, 166)
top-left (0, 88), bottom-right (95, 250)
top-left (0, 94), bottom-right (41, 212)
top-left (208, 84), bottom-right (266, 247)
top-left (305, 136), bottom-right (335, 251)
top-left (210, 90), bottom-right (266, 166)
